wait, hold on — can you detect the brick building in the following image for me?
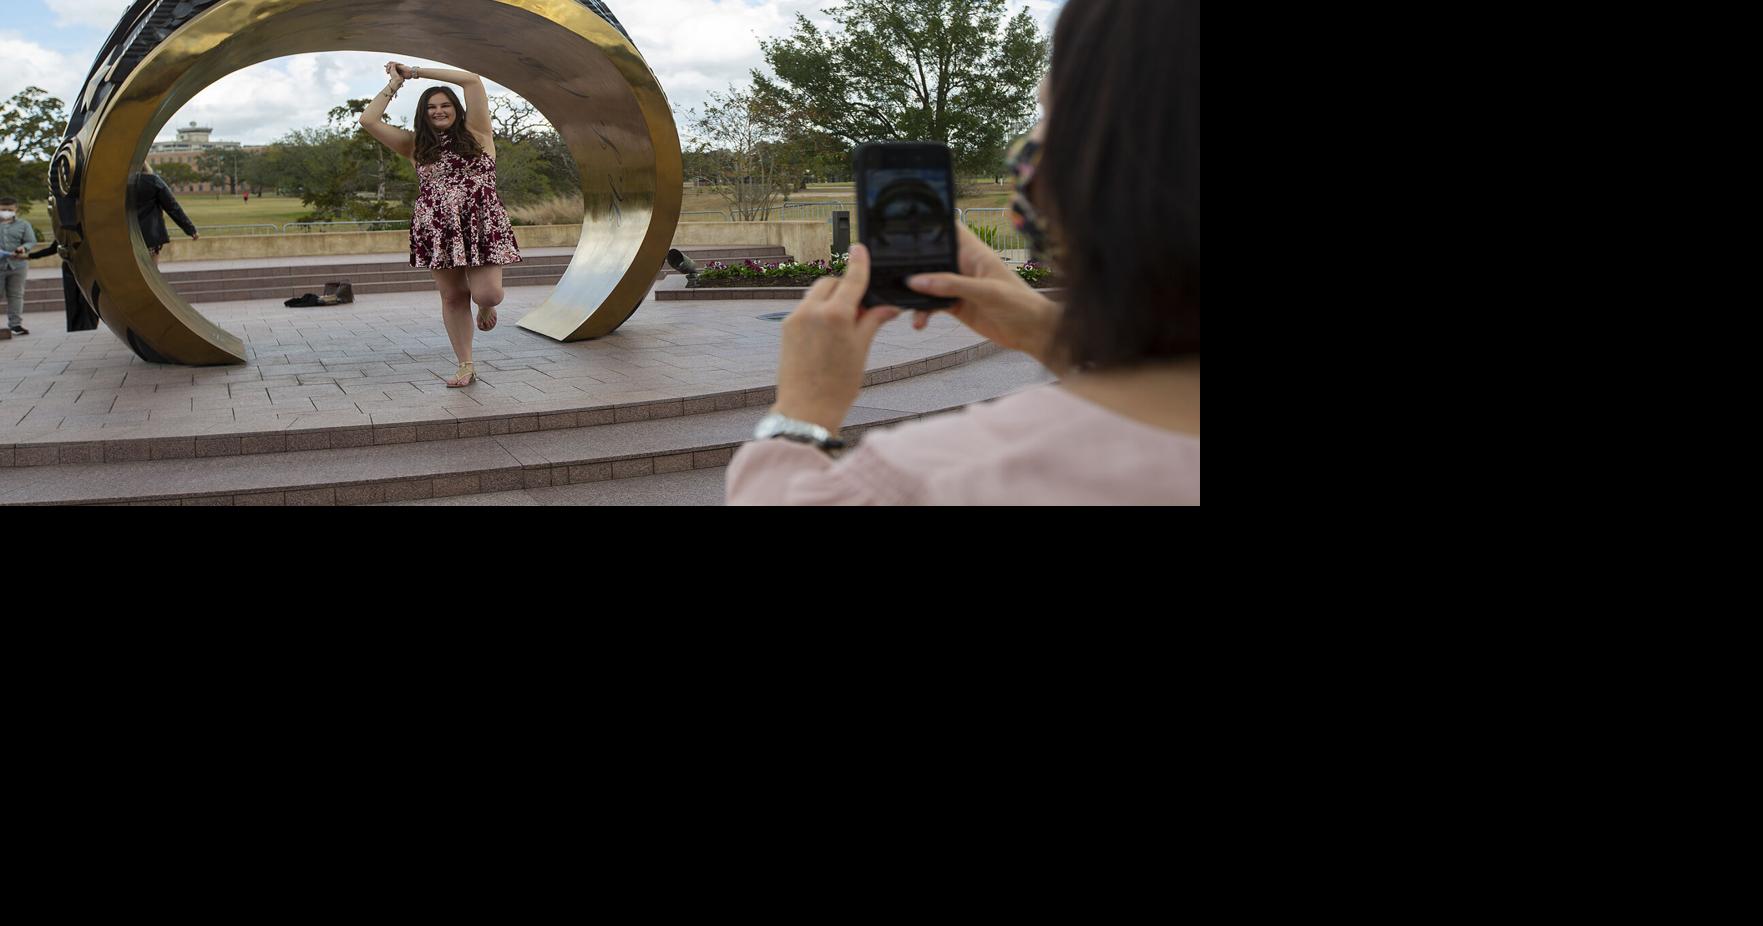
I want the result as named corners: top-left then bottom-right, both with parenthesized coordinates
top-left (145, 122), bottom-right (270, 194)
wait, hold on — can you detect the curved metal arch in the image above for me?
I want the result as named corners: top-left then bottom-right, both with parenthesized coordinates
top-left (51, 0), bottom-right (681, 364)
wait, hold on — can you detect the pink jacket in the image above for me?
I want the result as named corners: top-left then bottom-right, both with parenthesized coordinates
top-left (725, 385), bottom-right (1200, 505)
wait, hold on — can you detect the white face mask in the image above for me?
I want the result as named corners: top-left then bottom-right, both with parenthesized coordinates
top-left (0, 211), bottom-right (15, 221)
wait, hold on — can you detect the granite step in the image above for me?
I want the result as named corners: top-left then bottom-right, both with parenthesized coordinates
top-left (381, 464), bottom-right (732, 506)
top-left (23, 246), bottom-right (783, 310)
top-left (0, 349), bottom-right (1051, 506)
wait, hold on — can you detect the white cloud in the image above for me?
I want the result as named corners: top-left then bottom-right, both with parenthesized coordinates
top-left (158, 52), bottom-right (412, 145)
top-left (0, 31), bottom-right (84, 106)
top-left (619, 0), bottom-right (833, 109)
top-left (44, 0), bottom-right (133, 30)
top-left (8, 2), bottom-right (1064, 146)
top-left (619, 0), bottom-right (1058, 129)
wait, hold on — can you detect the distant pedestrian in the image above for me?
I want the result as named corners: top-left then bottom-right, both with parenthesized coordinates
top-left (134, 163), bottom-right (199, 265)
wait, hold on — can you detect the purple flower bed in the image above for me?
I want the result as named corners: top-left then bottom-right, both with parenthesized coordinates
top-left (689, 257), bottom-right (848, 288)
top-left (687, 256), bottom-right (1059, 289)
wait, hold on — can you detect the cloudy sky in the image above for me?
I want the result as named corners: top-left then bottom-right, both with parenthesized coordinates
top-left (4, 0), bottom-right (1062, 146)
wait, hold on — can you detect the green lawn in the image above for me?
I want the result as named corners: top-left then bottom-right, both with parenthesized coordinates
top-left (680, 184), bottom-right (1012, 218)
top-left (176, 188), bottom-right (1016, 228)
top-left (22, 187), bottom-right (1015, 240)
top-left (165, 195), bottom-right (311, 236)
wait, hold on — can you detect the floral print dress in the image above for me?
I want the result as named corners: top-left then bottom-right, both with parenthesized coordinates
top-left (409, 134), bottom-right (522, 269)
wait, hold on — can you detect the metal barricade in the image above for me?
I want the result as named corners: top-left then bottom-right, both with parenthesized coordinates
top-left (282, 220), bottom-right (411, 233)
top-left (778, 201), bottom-right (854, 222)
top-left (171, 223), bottom-right (282, 237)
top-left (960, 207), bottom-right (1031, 259)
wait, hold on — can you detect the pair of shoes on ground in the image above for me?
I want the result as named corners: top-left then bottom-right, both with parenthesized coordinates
top-left (283, 281), bottom-right (354, 307)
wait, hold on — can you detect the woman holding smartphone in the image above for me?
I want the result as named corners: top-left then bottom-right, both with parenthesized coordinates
top-left (726, 0), bottom-right (1200, 504)
top-left (357, 61), bottom-right (522, 387)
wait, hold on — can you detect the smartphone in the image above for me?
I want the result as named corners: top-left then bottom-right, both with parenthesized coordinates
top-left (853, 141), bottom-right (958, 309)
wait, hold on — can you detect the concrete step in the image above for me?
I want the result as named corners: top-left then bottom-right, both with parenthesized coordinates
top-left (26, 271), bottom-right (570, 310)
top-left (381, 464), bottom-right (731, 506)
top-left (23, 246), bottom-right (770, 289)
top-left (22, 256), bottom-right (575, 310)
top-left (23, 254), bottom-right (575, 294)
top-left (0, 349), bottom-right (1051, 506)
top-left (23, 246), bottom-right (783, 310)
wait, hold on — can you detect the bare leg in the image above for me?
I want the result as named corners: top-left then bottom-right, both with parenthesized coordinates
top-left (467, 265), bottom-right (505, 331)
top-left (432, 268), bottom-right (475, 383)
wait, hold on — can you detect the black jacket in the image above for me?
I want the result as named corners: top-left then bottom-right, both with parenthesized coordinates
top-left (134, 173), bottom-right (198, 248)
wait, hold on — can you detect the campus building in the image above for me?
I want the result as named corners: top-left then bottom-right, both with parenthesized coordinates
top-left (145, 122), bottom-right (270, 194)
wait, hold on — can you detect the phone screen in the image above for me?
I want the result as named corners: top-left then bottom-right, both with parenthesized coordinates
top-left (855, 143), bottom-right (957, 309)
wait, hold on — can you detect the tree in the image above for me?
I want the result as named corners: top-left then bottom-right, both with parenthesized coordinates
top-left (773, 130), bottom-right (848, 189)
top-left (154, 161), bottom-right (202, 188)
top-left (484, 96), bottom-right (582, 205)
top-left (752, 0), bottom-right (1048, 179)
top-left (489, 95), bottom-right (546, 144)
top-left (261, 127), bottom-right (373, 218)
top-left (325, 99), bottom-right (417, 206)
top-left (198, 150), bottom-right (273, 195)
top-left (0, 157), bottom-right (46, 211)
top-left (1, 87), bottom-right (66, 162)
top-left (194, 149), bottom-right (237, 191)
top-left (490, 137), bottom-right (553, 205)
top-left (242, 151), bottom-right (277, 193)
top-left (688, 85), bottom-right (799, 220)
top-left (0, 86), bottom-right (67, 209)
top-left (527, 130), bottom-right (581, 193)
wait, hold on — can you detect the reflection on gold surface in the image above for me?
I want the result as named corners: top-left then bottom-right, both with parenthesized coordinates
top-left (55, 0), bottom-right (680, 364)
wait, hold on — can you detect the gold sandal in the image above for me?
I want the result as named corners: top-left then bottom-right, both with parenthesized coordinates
top-left (445, 361), bottom-right (477, 387)
top-left (477, 304), bottom-right (498, 331)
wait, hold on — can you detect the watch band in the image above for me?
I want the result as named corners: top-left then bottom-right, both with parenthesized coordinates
top-left (754, 413), bottom-right (846, 450)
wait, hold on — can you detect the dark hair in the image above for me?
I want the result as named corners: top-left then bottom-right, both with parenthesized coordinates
top-left (0, 197), bottom-right (16, 206)
top-left (412, 86), bottom-right (485, 165)
top-left (1040, 0), bottom-right (1200, 367)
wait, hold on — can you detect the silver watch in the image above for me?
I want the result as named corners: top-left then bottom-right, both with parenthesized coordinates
top-left (753, 413), bottom-right (845, 450)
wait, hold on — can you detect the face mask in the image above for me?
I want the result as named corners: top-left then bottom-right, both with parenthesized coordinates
top-left (1004, 133), bottom-right (1056, 265)
top-left (0, 211), bottom-right (15, 221)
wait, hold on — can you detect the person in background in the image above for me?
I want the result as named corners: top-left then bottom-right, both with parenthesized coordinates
top-left (135, 163), bottom-right (199, 264)
top-left (0, 195), bottom-right (36, 336)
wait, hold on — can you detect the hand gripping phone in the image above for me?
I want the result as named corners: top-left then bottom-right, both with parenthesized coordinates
top-left (853, 141), bottom-right (958, 309)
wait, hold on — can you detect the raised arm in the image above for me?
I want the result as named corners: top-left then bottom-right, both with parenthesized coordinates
top-left (358, 69), bottom-right (415, 159)
top-left (155, 178), bottom-right (198, 239)
top-left (397, 64), bottom-right (493, 140)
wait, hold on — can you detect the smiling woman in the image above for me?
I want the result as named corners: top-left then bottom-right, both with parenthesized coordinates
top-left (355, 60), bottom-right (523, 387)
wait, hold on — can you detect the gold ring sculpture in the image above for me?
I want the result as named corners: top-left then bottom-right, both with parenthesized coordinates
top-left (50, 0), bottom-right (681, 364)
